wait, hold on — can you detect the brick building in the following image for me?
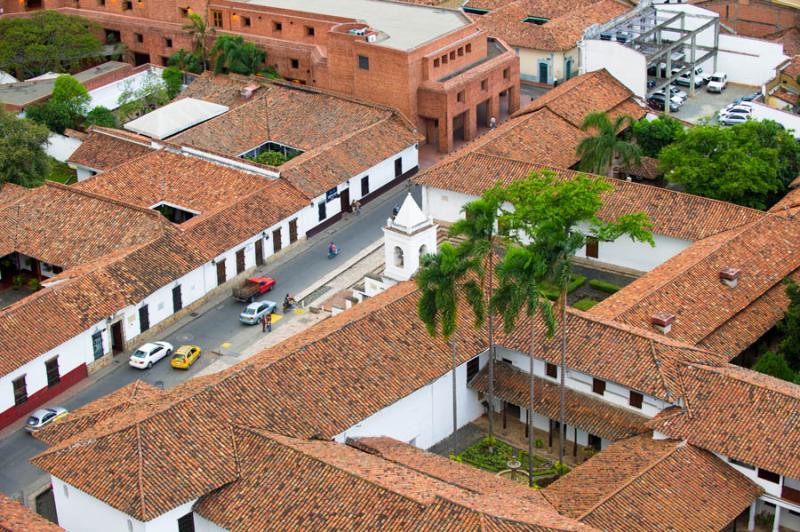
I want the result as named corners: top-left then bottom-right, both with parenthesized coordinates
top-left (11, 0), bottom-right (520, 152)
top-left (690, 0), bottom-right (799, 38)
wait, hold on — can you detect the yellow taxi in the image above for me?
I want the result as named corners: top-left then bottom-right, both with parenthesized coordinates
top-left (170, 345), bottom-right (201, 369)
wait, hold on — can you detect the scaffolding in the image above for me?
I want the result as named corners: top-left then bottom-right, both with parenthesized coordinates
top-left (585, 3), bottom-right (720, 113)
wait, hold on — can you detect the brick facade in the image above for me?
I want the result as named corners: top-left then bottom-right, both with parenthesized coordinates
top-left (694, 0), bottom-right (800, 38)
top-left (15, 0), bottom-right (519, 152)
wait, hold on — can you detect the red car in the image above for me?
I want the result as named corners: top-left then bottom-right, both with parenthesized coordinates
top-left (232, 276), bottom-right (276, 303)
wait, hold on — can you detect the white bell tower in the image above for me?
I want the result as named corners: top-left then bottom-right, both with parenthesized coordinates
top-left (383, 193), bottom-right (438, 283)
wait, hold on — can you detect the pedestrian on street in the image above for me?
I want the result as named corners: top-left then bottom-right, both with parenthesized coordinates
top-left (489, 116), bottom-right (497, 129)
top-left (266, 314), bottom-right (272, 333)
top-left (261, 314), bottom-right (267, 332)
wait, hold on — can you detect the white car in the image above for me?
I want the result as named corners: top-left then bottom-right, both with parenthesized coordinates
top-left (721, 103), bottom-right (752, 117)
top-left (25, 407), bottom-right (68, 433)
top-left (719, 113), bottom-right (750, 126)
top-left (674, 66), bottom-right (710, 87)
top-left (706, 72), bottom-right (727, 93)
top-left (129, 341), bottom-right (173, 369)
top-left (653, 87), bottom-right (687, 103)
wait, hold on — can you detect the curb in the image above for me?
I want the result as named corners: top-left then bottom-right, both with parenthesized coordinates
top-left (295, 238), bottom-right (384, 303)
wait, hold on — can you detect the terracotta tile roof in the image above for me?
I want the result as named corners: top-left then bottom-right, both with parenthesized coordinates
top-left (514, 70), bottom-right (644, 127)
top-left (784, 55), bottom-right (800, 79)
top-left (0, 493), bottom-right (63, 531)
top-left (31, 397), bottom-right (240, 521)
top-left (0, 183), bottom-right (31, 209)
top-left (543, 434), bottom-right (762, 531)
top-left (499, 309), bottom-right (726, 403)
top-left (469, 362), bottom-right (649, 440)
top-left (590, 213), bottom-right (800, 354)
top-left (169, 78), bottom-right (419, 198)
top-left (773, 87), bottom-right (799, 106)
top-left (618, 156), bottom-right (662, 181)
top-left (415, 153), bottom-right (764, 242)
top-left (178, 72), bottom-right (255, 108)
top-left (647, 364), bottom-right (800, 478)
top-left (465, 0), bottom-right (516, 11)
top-left (67, 127), bottom-right (154, 172)
top-left (767, 27), bottom-right (800, 56)
top-left (473, 0), bottom-right (630, 52)
top-left (193, 427), bottom-right (590, 531)
top-left (35, 380), bottom-right (163, 445)
top-left (0, 182), bottom-right (168, 269)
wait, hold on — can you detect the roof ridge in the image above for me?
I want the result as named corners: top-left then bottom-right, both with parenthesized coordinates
top-left (136, 422), bottom-right (147, 520)
top-left (647, 339), bottom-right (673, 401)
top-left (577, 438), bottom-right (682, 521)
top-left (691, 362), bottom-right (800, 400)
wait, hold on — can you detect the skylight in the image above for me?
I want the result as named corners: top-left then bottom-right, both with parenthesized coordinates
top-left (522, 16), bottom-right (549, 25)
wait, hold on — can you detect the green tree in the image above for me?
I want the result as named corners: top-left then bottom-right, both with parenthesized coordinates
top-left (753, 351), bottom-right (797, 383)
top-left (449, 186), bottom-right (505, 445)
top-left (0, 12), bottom-right (102, 79)
top-left (25, 101), bottom-right (73, 135)
top-left (492, 244), bottom-right (555, 486)
top-left (85, 106), bottom-right (119, 129)
top-left (117, 71), bottom-right (169, 121)
top-left (26, 75), bottom-right (91, 134)
top-left (251, 150), bottom-right (290, 166)
top-left (417, 243), bottom-right (484, 457)
top-left (211, 35), bottom-right (267, 76)
top-left (162, 67), bottom-right (183, 100)
top-left (777, 279), bottom-right (800, 371)
top-left (631, 116), bottom-right (684, 158)
top-left (500, 170), bottom-right (653, 464)
top-left (183, 13), bottom-right (215, 71)
top-left (577, 112), bottom-right (641, 177)
top-left (659, 121), bottom-right (799, 209)
top-left (0, 110), bottom-right (50, 188)
top-left (167, 49), bottom-right (204, 75)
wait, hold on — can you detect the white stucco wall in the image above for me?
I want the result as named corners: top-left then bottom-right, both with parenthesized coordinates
top-left (580, 39), bottom-right (647, 98)
top-left (517, 48), bottom-right (578, 84)
top-left (45, 133), bottom-right (82, 163)
top-left (335, 350), bottom-right (489, 450)
top-left (751, 101), bottom-right (800, 140)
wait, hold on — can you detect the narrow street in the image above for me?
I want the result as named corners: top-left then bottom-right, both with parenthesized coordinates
top-left (0, 181), bottom-right (421, 502)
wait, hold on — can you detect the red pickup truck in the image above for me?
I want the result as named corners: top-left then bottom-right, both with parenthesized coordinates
top-left (232, 276), bottom-right (276, 303)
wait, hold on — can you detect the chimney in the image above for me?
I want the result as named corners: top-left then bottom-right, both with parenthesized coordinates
top-left (720, 267), bottom-right (741, 288)
top-left (651, 312), bottom-right (675, 335)
top-left (241, 82), bottom-right (260, 99)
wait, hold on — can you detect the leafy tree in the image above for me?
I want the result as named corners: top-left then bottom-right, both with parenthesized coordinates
top-left (659, 121), bottom-right (799, 209)
top-left (167, 49), bottom-right (203, 74)
top-left (417, 243), bottom-right (484, 457)
top-left (631, 116), bottom-right (684, 158)
top-left (0, 110), bottom-right (50, 188)
top-left (85, 106), bottom-right (119, 129)
top-left (492, 243), bottom-right (555, 486)
top-left (499, 170), bottom-right (653, 464)
top-left (251, 150), bottom-right (291, 166)
top-left (777, 279), bottom-right (800, 371)
top-left (577, 112), bottom-right (641, 177)
top-left (26, 75), bottom-right (90, 133)
top-left (211, 35), bottom-right (267, 76)
top-left (450, 186), bottom-right (505, 446)
top-left (117, 71), bottom-right (169, 121)
top-left (753, 351), bottom-right (797, 383)
top-left (183, 13), bottom-right (215, 71)
top-left (162, 67), bottom-right (183, 99)
top-left (0, 12), bottom-right (102, 79)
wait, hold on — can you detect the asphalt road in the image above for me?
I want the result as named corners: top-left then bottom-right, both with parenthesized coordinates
top-left (0, 182), bottom-right (421, 501)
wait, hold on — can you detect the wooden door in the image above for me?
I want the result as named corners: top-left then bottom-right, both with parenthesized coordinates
top-left (289, 219), bottom-right (298, 244)
top-left (273, 228), bottom-right (282, 253)
top-left (216, 259), bottom-right (226, 286)
top-left (111, 321), bottom-right (124, 354)
top-left (255, 239), bottom-right (264, 266)
top-left (340, 188), bottom-right (351, 213)
top-left (236, 249), bottom-right (245, 274)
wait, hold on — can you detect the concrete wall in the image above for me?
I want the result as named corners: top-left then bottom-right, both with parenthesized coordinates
top-left (45, 133), bottom-right (82, 163)
top-left (580, 40), bottom-right (647, 98)
top-left (751, 101), bottom-right (800, 140)
top-left (717, 34), bottom-right (787, 86)
top-left (517, 48), bottom-right (578, 84)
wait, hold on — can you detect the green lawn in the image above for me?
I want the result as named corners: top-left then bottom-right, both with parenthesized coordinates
top-left (573, 298), bottom-right (599, 311)
top-left (454, 437), bottom-right (553, 476)
top-left (47, 157), bottom-right (77, 185)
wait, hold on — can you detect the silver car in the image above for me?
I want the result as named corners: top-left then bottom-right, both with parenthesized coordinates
top-left (239, 300), bottom-right (277, 325)
top-left (25, 407), bottom-right (68, 433)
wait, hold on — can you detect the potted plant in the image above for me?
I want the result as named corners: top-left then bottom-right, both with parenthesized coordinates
top-left (11, 275), bottom-right (24, 290)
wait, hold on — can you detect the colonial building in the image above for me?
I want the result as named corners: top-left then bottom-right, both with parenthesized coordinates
top-left (7, 0), bottom-right (521, 152)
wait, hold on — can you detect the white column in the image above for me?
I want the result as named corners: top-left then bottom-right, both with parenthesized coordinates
top-left (747, 502), bottom-right (756, 531)
top-left (772, 505), bottom-right (781, 532)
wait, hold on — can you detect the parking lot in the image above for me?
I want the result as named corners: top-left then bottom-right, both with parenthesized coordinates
top-left (648, 80), bottom-right (759, 124)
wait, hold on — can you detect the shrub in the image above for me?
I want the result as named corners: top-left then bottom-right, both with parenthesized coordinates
top-left (11, 275), bottom-right (24, 289)
top-left (589, 279), bottom-right (622, 294)
top-left (534, 439), bottom-right (544, 449)
top-left (85, 106), bottom-right (119, 129)
top-left (457, 436), bottom-right (550, 473)
top-left (553, 461), bottom-right (570, 476)
top-left (541, 275), bottom-right (586, 301)
top-left (27, 278), bottom-right (41, 291)
top-left (162, 67), bottom-right (183, 99)
top-left (573, 298), bottom-right (599, 311)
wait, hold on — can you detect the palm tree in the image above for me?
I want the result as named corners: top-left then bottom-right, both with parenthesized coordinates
top-left (492, 244), bottom-right (555, 487)
top-left (577, 112), bottom-right (641, 177)
top-left (501, 170), bottom-right (654, 467)
top-left (417, 243), bottom-right (484, 457)
top-left (211, 35), bottom-right (266, 76)
top-left (449, 185), bottom-right (504, 443)
top-left (183, 12), bottom-right (215, 71)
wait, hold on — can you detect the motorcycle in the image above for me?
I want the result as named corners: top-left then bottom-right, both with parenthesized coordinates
top-left (282, 297), bottom-right (297, 313)
top-left (327, 248), bottom-right (339, 259)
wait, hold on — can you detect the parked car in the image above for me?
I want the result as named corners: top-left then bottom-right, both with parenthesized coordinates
top-left (647, 94), bottom-right (680, 113)
top-left (653, 86), bottom-right (687, 103)
top-left (170, 345), bottom-right (202, 369)
top-left (674, 66), bottom-right (710, 87)
top-left (719, 113), bottom-right (751, 126)
top-left (734, 91), bottom-right (761, 104)
top-left (706, 72), bottom-right (727, 93)
top-left (232, 276), bottom-right (276, 303)
top-left (25, 407), bottom-right (68, 433)
top-left (129, 341), bottom-right (173, 369)
top-left (239, 300), bottom-right (277, 325)
top-left (721, 103), bottom-right (753, 115)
